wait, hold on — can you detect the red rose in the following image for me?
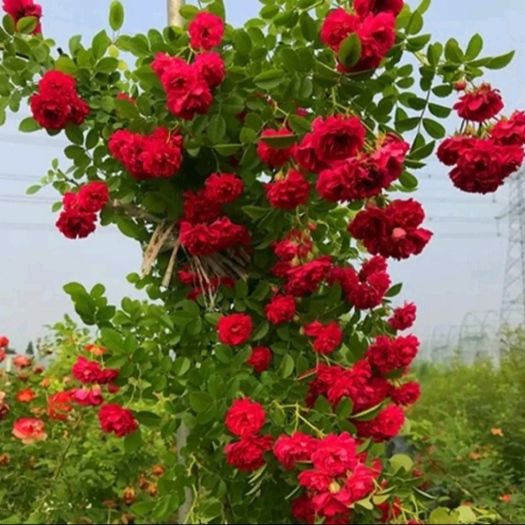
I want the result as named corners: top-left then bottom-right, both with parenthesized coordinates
top-left (16, 389), bottom-right (35, 403)
top-left (13, 355), bottom-right (31, 369)
top-left (491, 111), bottom-right (525, 146)
top-left (188, 12), bottom-right (225, 51)
top-left (72, 356), bottom-right (119, 385)
top-left (0, 335), bottom-right (8, 348)
top-left (3, 0), bottom-right (42, 34)
top-left (225, 398), bottom-right (266, 436)
top-left (154, 56), bottom-right (213, 120)
top-left (265, 169), bottom-right (310, 210)
top-left (30, 94), bottom-right (71, 129)
top-left (76, 181), bottom-right (110, 213)
top-left (366, 334), bottom-right (419, 374)
top-left (48, 391), bottom-right (74, 420)
top-left (12, 417), bottom-right (47, 444)
top-left (354, 405), bottom-right (405, 442)
top-left (285, 256), bottom-right (333, 296)
top-left (436, 136), bottom-right (476, 166)
top-left (56, 209), bottom-right (97, 240)
top-left (30, 70), bottom-right (89, 129)
top-left (109, 127), bottom-right (183, 180)
top-left (348, 199), bottom-right (433, 260)
top-left (313, 322), bottom-right (343, 354)
top-left (391, 381), bottom-right (421, 406)
top-left (180, 218), bottom-right (250, 256)
top-left (291, 495), bottom-right (316, 525)
top-left (311, 432), bottom-right (357, 476)
top-left (217, 313), bottom-right (253, 346)
top-left (98, 403), bottom-right (138, 438)
top-left (0, 349), bottom-right (5, 363)
top-left (225, 434), bottom-right (273, 472)
top-left (453, 83), bottom-right (504, 122)
top-left (309, 115), bottom-right (366, 167)
top-left (182, 189), bottom-right (222, 223)
top-left (353, 0), bottom-right (404, 18)
top-left (320, 8), bottom-right (359, 51)
top-left (204, 173), bottom-right (244, 204)
top-left (449, 138), bottom-right (523, 194)
top-left (273, 432), bottom-right (319, 469)
top-left (72, 387), bottom-right (104, 406)
top-left (388, 302), bottom-right (417, 330)
top-left (116, 92), bottom-right (135, 104)
top-left (257, 129), bottom-right (295, 168)
top-left (352, 11), bottom-right (396, 72)
top-left (265, 295), bottom-right (296, 325)
top-left (298, 469), bottom-right (333, 492)
top-left (246, 347), bottom-right (272, 373)
top-left (194, 52), bottom-right (226, 88)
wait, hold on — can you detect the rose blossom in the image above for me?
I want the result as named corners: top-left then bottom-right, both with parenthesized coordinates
top-left (217, 313), bottom-right (253, 346)
top-left (225, 398), bottom-right (266, 437)
top-left (246, 347), bottom-right (272, 373)
top-left (12, 418), bottom-right (47, 444)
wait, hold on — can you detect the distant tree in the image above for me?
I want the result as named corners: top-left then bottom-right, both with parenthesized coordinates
top-left (25, 342), bottom-right (34, 356)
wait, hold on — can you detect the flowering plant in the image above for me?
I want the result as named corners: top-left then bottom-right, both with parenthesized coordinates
top-left (0, 0), bottom-right (520, 523)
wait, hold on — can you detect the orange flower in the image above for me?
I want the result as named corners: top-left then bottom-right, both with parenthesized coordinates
top-left (16, 389), bottom-right (36, 403)
top-left (47, 391), bottom-right (74, 420)
top-left (41, 378), bottom-right (51, 388)
top-left (499, 494), bottom-right (512, 503)
top-left (33, 365), bottom-right (45, 375)
top-left (469, 451), bottom-right (482, 460)
top-left (0, 453), bottom-right (10, 466)
top-left (122, 487), bottom-right (136, 506)
top-left (85, 344), bottom-right (106, 357)
top-left (151, 464), bottom-right (165, 477)
top-left (491, 427), bottom-right (504, 437)
top-left (147, 483), bottom-right (158, 497)
top-left (138, 474), bottom-right (149, 490)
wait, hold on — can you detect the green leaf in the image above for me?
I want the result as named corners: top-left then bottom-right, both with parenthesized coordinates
top-left (174, 357), bottom-right (191, 376)
top-left (242, 205), bottom-right (268, 220)
top-left (486, 50), bottom-right (515, 70)
top-left (123, 428), bottom-right (142, 453)
top-left (336, 398), bottom-right (353, 419)
top-left (428, 103), bottom-right (451, 118)
top-left (287, 114), bottom-right (311, 134)
top-left (444, 38), bottom-right (464, 63)
top-left (26, 184), bottom-right (41, 195)
top-left (130, 500), bottom-right (157, 517)
top-left (18, 117), bottom-right (40, 133)
top-left (422, 118), bottom-right (446, 139)
top-left (16, 16), bottom-right (37, 34)
top-left (135, 411), bottom-right (162, 427)
top-left (65, 123), bottom-right (84, 146)
top-left (254, 69), bottom-right (285, 90)
top-left (179, 4), bottom-right (199, 20)
top-left (386, 283), bottom-right (403, 297)
top-left (109, 0), bottom-right (125, 31)
top-left (390, 453), bottom-right (414, 473)
top-left (54, 55), bottom-right (77, 74)
top-left (189, 392), bottom-right (214, 413)
top-left (252, 321), bottom-right (270, 341)
top-left (214, 143), bottom-right (242, 156)
top-left (280, 354), bottom-right (294, 378)
top-left (207, 114), bottom-right (226, 143)
top-left (63, 282), bottom-right (88, 296)
top-left (416, 0), bottom-right (431, 15)
top-left (97, 56), bottom-right (119, 73)
top-left (465, 33), bottom-right (483, 61)
top-left (260, 132), bottom-right (296, 149)
top-left (299, 12), bottom-right (317, 41)
top-left (338, 33), bottom-right (362, 68)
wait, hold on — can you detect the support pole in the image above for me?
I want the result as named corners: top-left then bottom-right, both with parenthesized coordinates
top-left (167, 0), bottom-right (185, 28)
top-left (165, 2), bottom-right (192, 521)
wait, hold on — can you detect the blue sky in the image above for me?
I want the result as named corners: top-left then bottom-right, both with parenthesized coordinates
top-left (1, 0), bottom-right (524, 350)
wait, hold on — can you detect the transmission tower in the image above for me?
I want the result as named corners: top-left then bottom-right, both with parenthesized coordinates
top-left (500, 169), bottom-right (525, 328)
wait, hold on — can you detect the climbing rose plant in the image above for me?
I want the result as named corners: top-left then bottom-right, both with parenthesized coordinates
top-left (0, 0), bottom-right (520, 523)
